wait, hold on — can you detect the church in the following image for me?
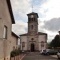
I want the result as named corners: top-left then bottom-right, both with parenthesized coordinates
top-left (20, 12), bottom-right (47, 52)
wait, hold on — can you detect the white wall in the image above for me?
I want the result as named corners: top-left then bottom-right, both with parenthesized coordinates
top-left (20, 36), bottom-right (27, 51)
top-left (38, 35), bottom-right (47, 51)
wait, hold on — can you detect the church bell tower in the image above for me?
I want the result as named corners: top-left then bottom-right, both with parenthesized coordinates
top-left (27, 12), bottom-right (38, 35)
top-left (27, 12), bottom-right (39, 51)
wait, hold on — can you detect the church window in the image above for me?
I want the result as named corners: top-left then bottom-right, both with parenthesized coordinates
top-left (31, 25), bottom-right (33, 29)
top-left (32, 18), bottom-right (33, 21)
top-left (31, 38), bottom-right (34, 40)
top-left (29, 18), bottom-right (31, 21)
top-left (34, 18), bottom-right (35, 21)
top-left (41, 41), bottom-right (44, 47)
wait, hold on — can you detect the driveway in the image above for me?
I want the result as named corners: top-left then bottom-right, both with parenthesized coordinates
top-left (22, 52), bottom-right (57, 60)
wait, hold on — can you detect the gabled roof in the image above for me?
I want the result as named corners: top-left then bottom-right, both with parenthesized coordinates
top-left (20, 33), bottom-right (28, 36)
top-left (20, 32), bottom-right (47, 36)
top-left (12, 32), bottom-right (19, 38)
top-left (6, 0), bottom-right (15, 24)
top-left (38, 32), bottom-right (47, 35)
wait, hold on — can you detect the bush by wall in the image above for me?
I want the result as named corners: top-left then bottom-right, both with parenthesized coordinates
top-left (10, 49), bottom-right (22, 57)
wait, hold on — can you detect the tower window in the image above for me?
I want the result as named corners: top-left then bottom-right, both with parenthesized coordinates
top-left (31, 25), bottom-right (33, 29)
top-left (28, 18), bottom-right (35, 22)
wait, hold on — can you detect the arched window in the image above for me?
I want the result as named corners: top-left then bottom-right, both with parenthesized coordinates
top-left (41, 41), bottom-right (44, 47)
top-left (31, 25), bottom-right (33, 29)
top-left (31, 38), bottom-right (34, 41)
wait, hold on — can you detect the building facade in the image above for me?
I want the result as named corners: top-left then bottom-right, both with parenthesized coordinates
top-left (20, 12), bottom-right (47, 52)
top-left (11, 32), bottom-right (19, 50)
top-left (0, 0), bottom-right (15, 60)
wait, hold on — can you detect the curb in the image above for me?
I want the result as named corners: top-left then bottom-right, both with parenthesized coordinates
top-left (50, 55), bottom-right (57, 58)
top-left (20, 54), bottom-right (26, 60)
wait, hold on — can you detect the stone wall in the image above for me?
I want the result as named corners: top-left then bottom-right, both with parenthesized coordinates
top-left (0, 0), bottom-right (13, 60)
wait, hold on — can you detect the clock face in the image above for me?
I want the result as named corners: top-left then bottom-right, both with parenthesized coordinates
top-left (31, 15), bottom-right (34, 18)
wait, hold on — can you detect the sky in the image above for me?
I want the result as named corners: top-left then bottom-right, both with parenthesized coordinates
top-left (10, 0), bottom-right (60, 42)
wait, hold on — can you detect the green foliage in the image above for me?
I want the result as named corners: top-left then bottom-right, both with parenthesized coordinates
top-left (47, 43), bottom-right (52, 49)
top-left (50, 35), bottom-right (60, 48)
top-left (10, 49), bottom-right (22, 57)
top-left (10, 50), bottom-right (16, 57)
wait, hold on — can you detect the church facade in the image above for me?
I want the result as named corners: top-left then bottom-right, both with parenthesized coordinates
top-left (20, 12), bottom-right (47, 52)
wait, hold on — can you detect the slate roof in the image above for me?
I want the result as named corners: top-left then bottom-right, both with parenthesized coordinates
top-left (38, 32), bottom-right (47, 35)
top-left (27, 12), bottom-right (39, 18)
top-left (20, 32), bottom-right (47, 36)
top-left (12, 32), bottom-right (19, 38)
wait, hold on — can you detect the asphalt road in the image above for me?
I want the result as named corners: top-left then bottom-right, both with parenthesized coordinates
top-left (23, 52), bottom-right (57, 60)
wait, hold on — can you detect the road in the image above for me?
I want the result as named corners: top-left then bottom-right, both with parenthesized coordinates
top-left (22, 52), bottom-right (57, 60)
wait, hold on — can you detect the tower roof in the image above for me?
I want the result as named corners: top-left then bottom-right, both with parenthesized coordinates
top-left (27, 12), bottom-right (39, 18)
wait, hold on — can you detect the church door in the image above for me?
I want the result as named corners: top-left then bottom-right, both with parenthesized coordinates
top-left (31, 43), bottom-right (35, 52)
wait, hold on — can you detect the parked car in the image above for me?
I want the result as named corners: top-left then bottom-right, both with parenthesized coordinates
top-left (46, 49), bottom-right (57, 55)
top-left (40, 50), bottom-right (46, 55)
top-left (40, 49), bottom-right (57, 55)
top-left (57, 51), bottom-right (60, 59)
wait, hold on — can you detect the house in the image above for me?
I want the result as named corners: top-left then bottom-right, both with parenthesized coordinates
top-left (0, 0), bottom-right (16, 60)
top-left (10, 32), bottom-right (20, 51)
top-left (20, 12), bottom-right (47, 52)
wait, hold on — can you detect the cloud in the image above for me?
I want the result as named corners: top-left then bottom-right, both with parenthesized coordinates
top-left (38, 18), bottom-right (60, 42)
top-left (10, 0), bottom-right (33, 23)
top-left (11, 0), bottom-right (60, 42)
top-left (12, 20), bottom-right (28, 35)
top-left (43, 18), bottom-right (60, 31)
top-left (11, 0), bottom-right (60, 22)
top-left (38, 0), bottom-right (60, 21)
top-left (11, 0), bottom-right (31, 13)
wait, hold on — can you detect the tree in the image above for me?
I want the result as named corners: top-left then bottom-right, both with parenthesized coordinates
top-left (50, 35), bottom-right (60, 48)
top-left (47, 43), bottom-right (52, 49)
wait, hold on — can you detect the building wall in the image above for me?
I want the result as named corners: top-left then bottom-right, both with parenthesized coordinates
top-left (0, 0), bottom-right (12, 60)
top-left (0, 20), bottom-right (4, 60)
top-left (28, 22), bottom-right (38, 35)
top-left (27, 35), bottom-right (39, 51)
top-left (0, 40), bottom-right (4, 60)
top-left (0, 20), bottom-right (3, 38)
top-left (38, 35), bottom-right (47, 51)
top-left (20, 34), bottom-right (47, 51)
top-left (10, 34), bottom-right (18, 52)
top-left (20, 36), bottom-right (27, 51)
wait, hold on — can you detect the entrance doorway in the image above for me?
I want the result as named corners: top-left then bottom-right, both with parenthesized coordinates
top-left (31, 43), bottom-right (35, 52)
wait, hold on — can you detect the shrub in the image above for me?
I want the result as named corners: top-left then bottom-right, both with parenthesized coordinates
top-left (11, 49), bottom-right (20, 57)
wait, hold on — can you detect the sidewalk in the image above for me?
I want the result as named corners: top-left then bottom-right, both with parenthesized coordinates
top-left (50, 55), bottom-right (57, 58)
top-left (20, 54), bottom-right (26, 60)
